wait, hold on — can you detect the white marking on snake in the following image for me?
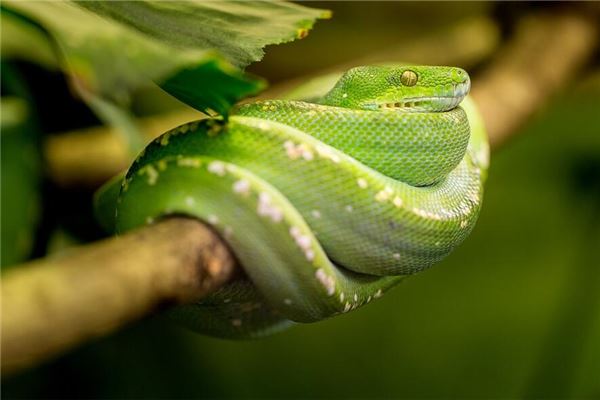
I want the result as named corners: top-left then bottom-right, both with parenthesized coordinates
top-left (345, 205), bottom-right (353, 212)
top-left (146, 216), bottom-right (154, 224)
top-left (340, 292), bottom-right (345, 302)
top-left (413, 208), bottom-right (428, 218)
top-left (284, 141), bottom-right (314, 161)
top-left (299, 144), bottom-right (314, 160)
top-left (311, 210), bottom-right (321, 219)
top-left (257, 121), bottom-right (270, 130)
top-left (357, 178), bottom-right (368, 189)
top-left (160, 134), bottom-right (170, 146)
top-left (290, 226), bottom-right (315, 261)
top-left (393, 196), bottom-right (403, 208)
top-left (374, 289), bottom-right (383, 299)
top-left (315, 144), bottom-right (341, 163)
top-left (354, 293), bottom-right (358, 302)
top-left (283, 141), bottom-right (299, 160)
top-left (207, 215), bottom-right (219, 225)
top-left (315, 268), bottom-right (335, 296)
top-left (177, 158), bottom-right (201, 168)
top-left (233, 179), bottom-right (251, 196)
top-left (343, 302), bottom-right (352, 313)
top-left (284, 298), bottom-right (292, 305)
top-left (393, 253), bottom-right (401, 260)
top-left (289, 226), bottom-right (301, 238)
top-left (185, 196), bottom-right (195, 206)
top-left (143, 165), bottom-right (158, 186)
top-left (304, 249), bottom-right (315, 262)
top-left (375, 186), bottom-right (393, 202)
top-left (257, 192), bottom-right (283, 222)
top-left (208, 161), bottom-right (226, 176)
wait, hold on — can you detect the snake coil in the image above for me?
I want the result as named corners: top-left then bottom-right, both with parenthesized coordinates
top-left (97, 65), bottom-right (489, 338)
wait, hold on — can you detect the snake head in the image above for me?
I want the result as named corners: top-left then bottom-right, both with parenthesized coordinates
top-left (320, 65), bottom-right (470, 112)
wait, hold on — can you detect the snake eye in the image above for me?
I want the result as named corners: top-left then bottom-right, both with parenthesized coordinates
top-left (400, 70), bottom-right (418, 86)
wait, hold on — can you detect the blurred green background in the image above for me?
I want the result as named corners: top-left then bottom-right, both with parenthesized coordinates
top-left (2, 2), bottom-right (599, 398)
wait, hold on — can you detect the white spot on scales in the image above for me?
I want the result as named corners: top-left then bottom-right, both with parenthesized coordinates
top-left (315, 268), bottom-right (335, 296)
top-left (290, 226), bottom-right (315, 261)
top-left (208, 161), bottom-right (226, 176)
top-left (177, 158), bottom-right (201, 168)
top-left (315, 144), bottom-right (341, 163)
top-left (357, 178), bottom-right (368, 189)
top-left (257, 192), bottom-right (283, 223)
top-left (232, 179), bottom-right (251, 196)
top-left (283, 141), bottom-right (314, 160)
top-left (375, 186), bottom-right (394, 202)
top-left (143, 165), bottom-right (158, 186)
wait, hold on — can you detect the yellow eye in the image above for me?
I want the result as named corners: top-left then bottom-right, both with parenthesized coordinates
top-left (400, 70), bottom-right (418, 86)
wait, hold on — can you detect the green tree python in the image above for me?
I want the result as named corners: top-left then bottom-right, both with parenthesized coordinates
top-left (96, 65), bottom-right (489, 338)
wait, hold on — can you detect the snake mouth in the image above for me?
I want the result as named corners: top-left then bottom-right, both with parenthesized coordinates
top-left (375, 96), bottom-right (461, 111)
top-left (372, 80), bottom-right (470, 112)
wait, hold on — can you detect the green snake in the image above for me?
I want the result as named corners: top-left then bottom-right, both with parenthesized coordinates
top-left (96, 65), bottom-right (489, 338)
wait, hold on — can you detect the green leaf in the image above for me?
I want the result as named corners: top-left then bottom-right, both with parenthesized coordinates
top-left (1, 64), bottom-right (43, 268)
top-left (0, 8), bottom-right (58, 70)
top-left (0, 97), bottom-right (40, 268)
top-left (76, 1), bottom-right (331, 69)
top-left (1, 1), bottom-right (329, 121)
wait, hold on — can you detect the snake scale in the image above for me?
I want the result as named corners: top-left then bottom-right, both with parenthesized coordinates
top-left (96, 65), bottom-right (489, 338)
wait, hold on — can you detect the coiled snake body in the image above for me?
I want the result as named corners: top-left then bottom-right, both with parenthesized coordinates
top-left (97, 65), bottom-right (489, 338)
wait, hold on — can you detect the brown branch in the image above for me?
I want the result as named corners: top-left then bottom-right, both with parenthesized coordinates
top-left (471, 11), bottom-right (599, 149)
top-left (1, 218), bottom-right (238, 375)
top-left (2, 10), bottom-right (598, 377)
top-left (45, 109), bottom-right (203, 188)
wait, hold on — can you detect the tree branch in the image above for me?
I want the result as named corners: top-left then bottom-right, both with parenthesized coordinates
top-left (1, 218), bottom-right (237, 375)
top-left (471, 10), bottom-right (598, 149)
top-left (2, 10), bottom-right (598, 376)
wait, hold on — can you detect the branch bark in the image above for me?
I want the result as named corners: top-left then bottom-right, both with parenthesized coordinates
top-left (1, 218), bottom-right (237, 375)
top-left (470, 10), bottom-right (599, 149)
top-left (2, 10), bottom-right (598, 376)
